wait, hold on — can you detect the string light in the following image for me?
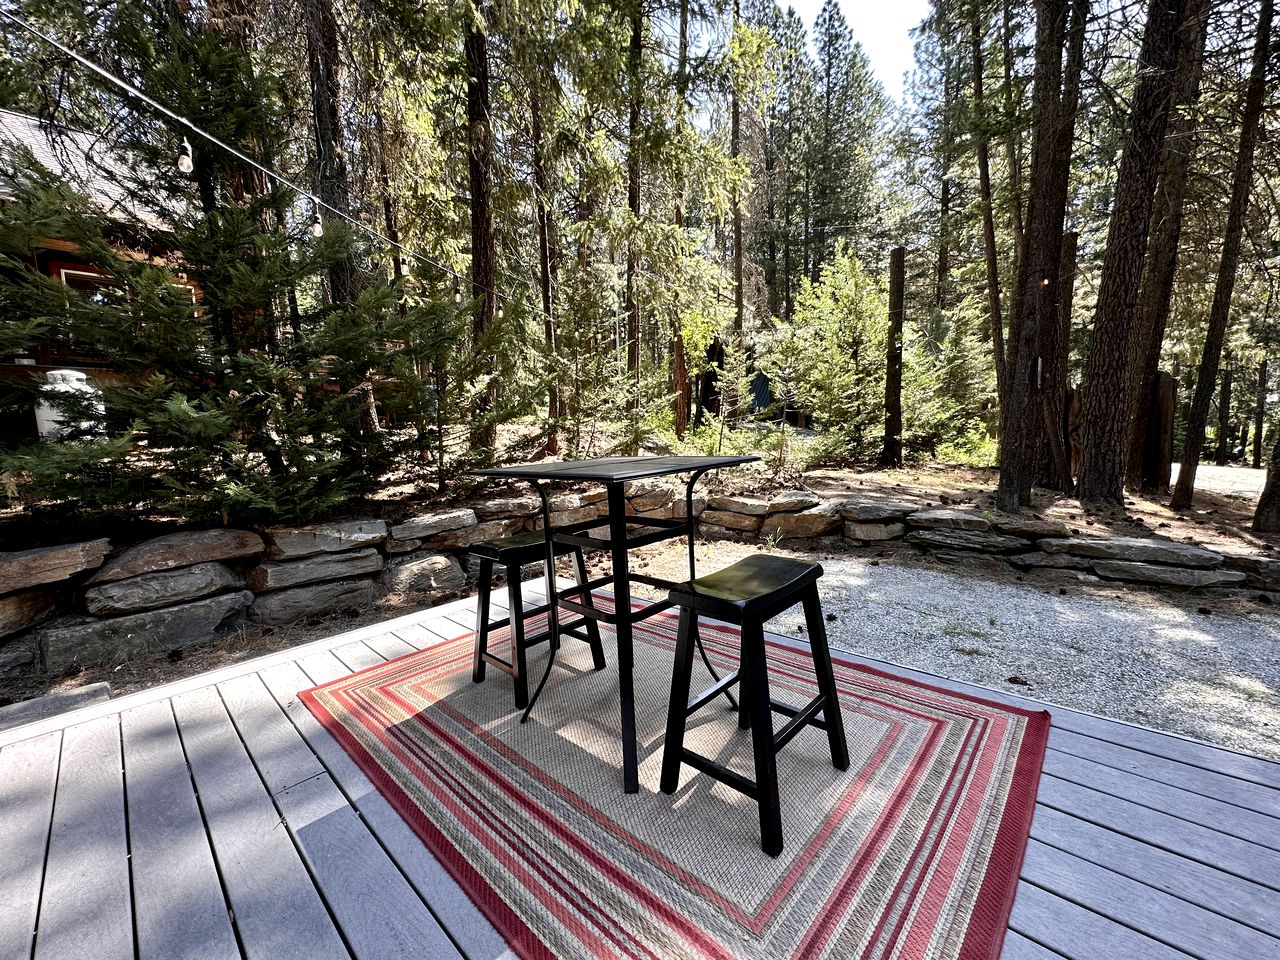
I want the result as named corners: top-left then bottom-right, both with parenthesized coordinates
top-left (176, 136), bottom-right (193, 174)
top-left (497, 305), bottom-right (505, 319)
top-left (453, 286), bottom-right (463, 304)
top-left (308, 197), bottom-right (323, 238)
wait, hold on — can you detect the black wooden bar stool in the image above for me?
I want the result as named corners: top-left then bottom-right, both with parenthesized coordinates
top-left (471, 530), bottom-right (606, 709)
top-left (660, 554), bottom-right (849, 856)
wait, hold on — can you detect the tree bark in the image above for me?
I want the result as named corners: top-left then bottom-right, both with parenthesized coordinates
top-left (879, 246), bottom-right (906, 468)
top-left (1255, 428), bottom-right (1280, 531)
top-left (1124, 0), bottom-right (1211, 490)
top-left (1216, 353), bottom-right (1233, 465)
top-left (970, 3), bottom-right (1006, 406)
top-left (1077, 0), bottom-right (1187, 504)
top-left (465, 1), bottom-right (496, 447)
top-left (624, 8), bottom-right (642, 435)
top-left (1040, 229), bottom-right (1079, 491)
top-left (995, 0), bottom-right (1087, 512)
top-left (1171, 0), bottom-right (1273, 509)
top-left (731, 0), bottom-right (744, 340)
top-left (531, 89), bottom-right (560, 454)
top-left (672, 0), bottom-right (692, 438)
top-left (1255, 359), bottom-right (1269, 469)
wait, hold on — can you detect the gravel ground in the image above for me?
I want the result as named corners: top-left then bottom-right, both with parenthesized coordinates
top-left (623, 539), bottom-right (1280, 761)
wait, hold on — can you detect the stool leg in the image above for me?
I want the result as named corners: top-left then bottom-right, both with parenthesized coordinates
top-left (508, 568), bottom-right (530, 710)
top-left (743, 620), bottom-right (783, 856)
top-left (472, 558), bottom-right (494, 683)
top-left (737, 652), bottom-right (751, 730)
top-left (573, 547), bottom-right (606, 670)
top-left (660, 607), bottom-right (698, 795)
top-left (803, 589), bottom-right (849, 771)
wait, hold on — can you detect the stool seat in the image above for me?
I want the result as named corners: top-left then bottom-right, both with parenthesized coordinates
top-left (667, 554), bottom-right (821, 623)
top-left (470, 529), bottom-right (577, 565)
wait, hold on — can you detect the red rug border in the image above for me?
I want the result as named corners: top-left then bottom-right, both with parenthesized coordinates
top-left (298, 612), bottom-right (1050, 960)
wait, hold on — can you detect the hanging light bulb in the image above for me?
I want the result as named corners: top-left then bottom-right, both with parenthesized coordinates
top-left (177, 136), bottom-right (194, 174)
top-left (454, 285), bottom-right (463, 304)
top-left (308, 197), bottom-right (323, 239)
top-left (497, 303), bottom-right (505, 319)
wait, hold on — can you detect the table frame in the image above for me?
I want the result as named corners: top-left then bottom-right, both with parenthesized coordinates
top-left (472, 456), bottom-right (757, 793)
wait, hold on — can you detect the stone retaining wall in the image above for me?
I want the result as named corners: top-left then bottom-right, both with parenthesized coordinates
top-left (2, 482), bottom-right (1275, 677)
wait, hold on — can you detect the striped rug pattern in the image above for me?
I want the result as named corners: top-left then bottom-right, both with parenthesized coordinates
top-left (301, 601), bottom-right (1049, 960)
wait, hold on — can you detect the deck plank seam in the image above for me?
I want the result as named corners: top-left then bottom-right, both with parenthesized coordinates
top-left (210, 682), bottom-right (359, 960)
top-left (1040, 769), bottom-right (1280, 855)
top-left (1050, 728), bottom-right (1280, 793)
top-left (268, 657), bottom-right (472, 960)
top-left (117, 713), bottom-right (142, 960)
top-left (24, 729), bottom-right (64, 960)
top-left (167, 698), bottom-right (250, 960)
top-left (1043, 748), bottom-right (1280, 845)
top-left (1048, 740), bottom-right (1280, 813)
top-left (1035, 782), bottom-right (1280, 895)
top-left (1015, 874), bottom-right (1200, 959)
top-left (1029, 826), bottom-right (1280, 944)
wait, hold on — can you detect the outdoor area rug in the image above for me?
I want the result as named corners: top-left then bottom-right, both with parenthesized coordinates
top-left (300, 599), bottom-right (1050, 960)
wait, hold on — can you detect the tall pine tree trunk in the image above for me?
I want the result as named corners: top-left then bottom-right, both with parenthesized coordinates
top-left (531, 89), bottom-right (560, 454)
top-left (1255, 428), bottom-right (1280, 531)
top-left (995, 0), bottom-right (1086, 512)
top-left (1216, 354), bottom-right (1233, 464)
top-left (879, 247), bottom-right (905, 468)
top-left (731, 0), bottom-right (744, 341)
top-left (969, 4), bottom-right (1006, 406)
top-left (466, 2), bottom-right (496, 449)
top-left (1255, 359), bottom-right (1269, 469)
top-left (1124, 0), bottom-right (1210, 491)
top-left (624, 7), bottom-right (642, 441)
top-left (672, 0), bottom-right (692, 438)
top-left (1171, 0), bottom-right (1272, 509)
top-left (1077, 0), bottom-right (1187, 503)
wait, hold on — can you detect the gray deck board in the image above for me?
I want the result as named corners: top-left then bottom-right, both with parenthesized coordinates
top-left (172, 685), bottom-right (349, 960)
top-left (120, 700), bottom-right (240, 960)
top-left (260, 653), bottom-right (513, 960)
top-left (0, 731), bottom-right (61, 960)
top-left (34, 714), bottom-right (131, 960)
top-left (1, 587), bottom-right (1277, 959)
top-left (217, 672), bottom-right (462, 960)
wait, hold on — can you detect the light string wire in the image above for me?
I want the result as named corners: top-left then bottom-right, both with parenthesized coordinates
top-left (0, 7), bottom-right (509, 302)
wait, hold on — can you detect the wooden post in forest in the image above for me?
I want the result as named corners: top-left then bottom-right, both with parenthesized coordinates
top-left (880, 246), bottom-right (906, 468)
top-left (1255, 359), bottom-right (1269, 469)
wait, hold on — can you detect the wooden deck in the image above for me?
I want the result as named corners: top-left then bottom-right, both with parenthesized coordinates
top-left (1, 580), bottom-right (1277, 960)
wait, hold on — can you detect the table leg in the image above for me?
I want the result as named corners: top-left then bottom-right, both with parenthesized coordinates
top-left (608, 481), bottom-right (640, 794)
top-left (683, 469), bottom-right (737, 711)
top-left (519, 480), bottom-right (560, 725)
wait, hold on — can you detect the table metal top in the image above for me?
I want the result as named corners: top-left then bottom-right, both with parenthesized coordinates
top-left (470, 455), bottom-right (759, 483)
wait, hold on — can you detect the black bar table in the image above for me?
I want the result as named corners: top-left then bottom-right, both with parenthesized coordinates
top-left (470, 455), bottom-right (759, 793)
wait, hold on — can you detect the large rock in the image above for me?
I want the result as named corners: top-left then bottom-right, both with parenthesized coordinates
top-left (250, 579), bottom-right (375, 626)
top-left (1219, 553), bottom-right (1280, 587)
top-left (84, 562), bottom-right (244, 616)
top-left (261, 520), bottom-right (387, 560)
top-left (672, 496), bottom-right (707, 519)
top-left (930, 550), bottom-right (1007, 575)
top-left (907, 509), bottom-right (990, 532)
top-left (0, 589), bottom-right (57, 640)
top-left (1039, 536), bottom-right (1223, 568)
top-left (1091, 561), bottom-right (1245, 588)
top-left (0, 539), bottom-right (110, 594)
top-left (993, 516), bottom-right (1071, 539)
top-left (906, 529), bottom-right (1025, 553)
top-left (247, 548), bottom-right (383, 593)
top-left (429, 517), bottom-right (524, 549)
top-left (706, 494), bottom-right (769, 517)
top-left (384, 535), bottom-right (423, 554)
top-left (844, 521), bottom-right (906, 541)
top-left (1007, 552), bottom-right (1093, 570)
top-left (382, 554), bottom-right (465, 594)
top-left (472, 495), bottom-right (539, 520)
top-left (767, 490), bottom-right (821, 514)
top-left (839, 501), bottom-right (918, 522)
top-left (0, 637), bottom-right (36, 677)
top-left (701, 510), bottom-right (763, 532)
top-left (40, 591), bottom-right (253, 673)
top-left (760, 506), bottom-right (841, 540)
top-left (628, 487), bottom-right (674, 512)
top-left (390, 508), bottom-right (477, 542)
top-left (90, 530), bottom-right (262, 584)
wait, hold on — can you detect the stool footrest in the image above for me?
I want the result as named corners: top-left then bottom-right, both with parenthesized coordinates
top-left (679, 748), bottom-right (760, 801)
top-left (481, 652), bottom-right (514, 674)
top-left (772, 695), bottom-right (828, 753)
top-left (685, 671), bottom-right (742, 718)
